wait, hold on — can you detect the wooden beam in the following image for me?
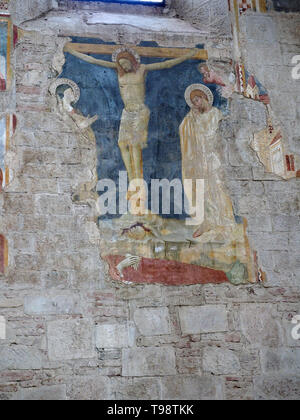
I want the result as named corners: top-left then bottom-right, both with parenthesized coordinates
top-left (65, 43), bottom-right (208, 61)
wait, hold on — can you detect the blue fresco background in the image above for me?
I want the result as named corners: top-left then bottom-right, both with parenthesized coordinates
top-left (0, 21), bottom-right (8, 81)
top-left (60, 39), bottom-right (227, 219)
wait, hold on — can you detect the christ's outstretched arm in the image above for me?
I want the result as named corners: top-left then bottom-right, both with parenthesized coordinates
top-left (145, 48), bottom-right (197, 71)
top-left (64, 44), bottom-right (117, 69)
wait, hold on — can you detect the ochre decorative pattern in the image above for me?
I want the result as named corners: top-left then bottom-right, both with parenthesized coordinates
top-left (0, 234), bottom-right (7, 274)
top-left (0, 114), bottom-right (16, 191)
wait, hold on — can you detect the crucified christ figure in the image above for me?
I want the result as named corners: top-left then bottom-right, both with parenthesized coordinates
top-left (64, 44), bottom-right (197, 186)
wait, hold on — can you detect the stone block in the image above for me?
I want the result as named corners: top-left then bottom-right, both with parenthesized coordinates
top-left (17, 385), bottom-right (66, 401)
top-left (240, 304), bottom-right (283, 347)
top-left (289, 231), bottom-right (300, 249)
top-left (179, 305), bottom-right (228, 334)
top-left (133, 307), bottom-right (171, 336)
top-left (113, 377), bottom-right (162, 400)
top-left (35, 194), bottom-right (72, 216)
top-left (272, 215), bottom-right (300, 232)
top-left (24, 294), bottom-right (80, 315)
top-left (122, 347), bottom-right (176, 377)
top-left (225, 376), bottom-right (254, 400)
top-left (0, 345), bottom-right (44, 370)
top-left (260, 348), bottom-right (300, 374)
top-left (203, 347), bottom-right (240, 375)
top-left (0, 298), bottom-right (23, 308)
top-left (161, 375), bottom-right (223, 400)
top-left (67, 376), bottom-right (111, 400)
top-left (4, 193), bottom-right (35, 215)
top-left (47, 319), bottom-right (96, 361)
top-left (254, 375), bottom-right (300, 400)
top-left (116, 284), bottom-right (162, 300)
top-left (95, 322), bottom-right (135, 349)
top-left (247, 215), bottom-right (272, 232)
top-left (243, 15), bottom-right (278, 44)
top-left (255, 374), bottom-right (300, 403)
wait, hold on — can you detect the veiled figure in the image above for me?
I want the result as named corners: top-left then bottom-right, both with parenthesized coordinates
top-left (180, 84), bottom-right (236, 239)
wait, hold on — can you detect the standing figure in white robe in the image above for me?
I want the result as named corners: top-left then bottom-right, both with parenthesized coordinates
top-left (0, 55), bottom-right (6, 91)
top-left (180, 84), bottom-right (236, 240)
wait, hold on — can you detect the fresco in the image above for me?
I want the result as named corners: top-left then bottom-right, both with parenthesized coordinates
top-left (0, 234), bottom-right (7, 274)
top-left (0, 114), bottom-right (15, 191)
top-left (251, 115), bottom-right (299, 179)
top-left (228, 0), bottom-right (299, 180)
top-left (0, 0), bottom-right (9, 12)
top-left (231, 0), bottom-right (267, 21)
top-left (0, 16), bottom-right (11, 91)
top-left (234, 64), bottom-right (299, 179)
top-left (51, 39), bottom-right (263, 286)
top-left (0, 116), bottom-right (6, 189)
top-left (238, 0), bottom-right (267, 14)
top-left (199, 63), bottom-right (236, 99)
top-left (195, 61), bottom-right (299, 179)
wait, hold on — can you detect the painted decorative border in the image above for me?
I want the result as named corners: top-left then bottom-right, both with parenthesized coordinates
top-left (0, 234), bottom-right (8, 274)
top-left (0, 15), bottom-right (12, 91)
top-left (0, 0), bottom-right (9, 13)
top-left (0, 114), bottom-right (16, 191)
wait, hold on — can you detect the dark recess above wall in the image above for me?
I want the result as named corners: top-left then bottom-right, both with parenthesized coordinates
top-left (272, 0), bottom-right (300, 12)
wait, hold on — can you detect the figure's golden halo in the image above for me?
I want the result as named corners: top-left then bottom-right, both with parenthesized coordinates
top-left (49, 78), bottom-right (80, 103)
top-left (184, 84), bottom-right (214, 108)
top-left (112, 46), bottom-right (141, 64)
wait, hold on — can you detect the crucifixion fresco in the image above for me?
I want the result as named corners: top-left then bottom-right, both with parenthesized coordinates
top-left (64, 44), bottom-right (199, 196)
top-left (50, 39), bottom-right (263, 286)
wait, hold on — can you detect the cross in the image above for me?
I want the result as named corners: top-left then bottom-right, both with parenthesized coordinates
top-left (64, 42), bottom-right (208, 61)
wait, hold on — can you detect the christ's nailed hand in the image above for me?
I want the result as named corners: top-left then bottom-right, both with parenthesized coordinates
top-left (189, 48), bottom-right (199, 58)
top-left (64, 44), bottom-right (72, 53)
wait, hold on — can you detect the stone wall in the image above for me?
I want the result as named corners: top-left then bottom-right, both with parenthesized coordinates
top-left (171, 0), bottom-right (231, 37)
top-left (0, 1), bottom-right (299, 400)
top-left (9, 0), bottom-right (57, 25)
top-left (240, 11), bottom-right (300, 160)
